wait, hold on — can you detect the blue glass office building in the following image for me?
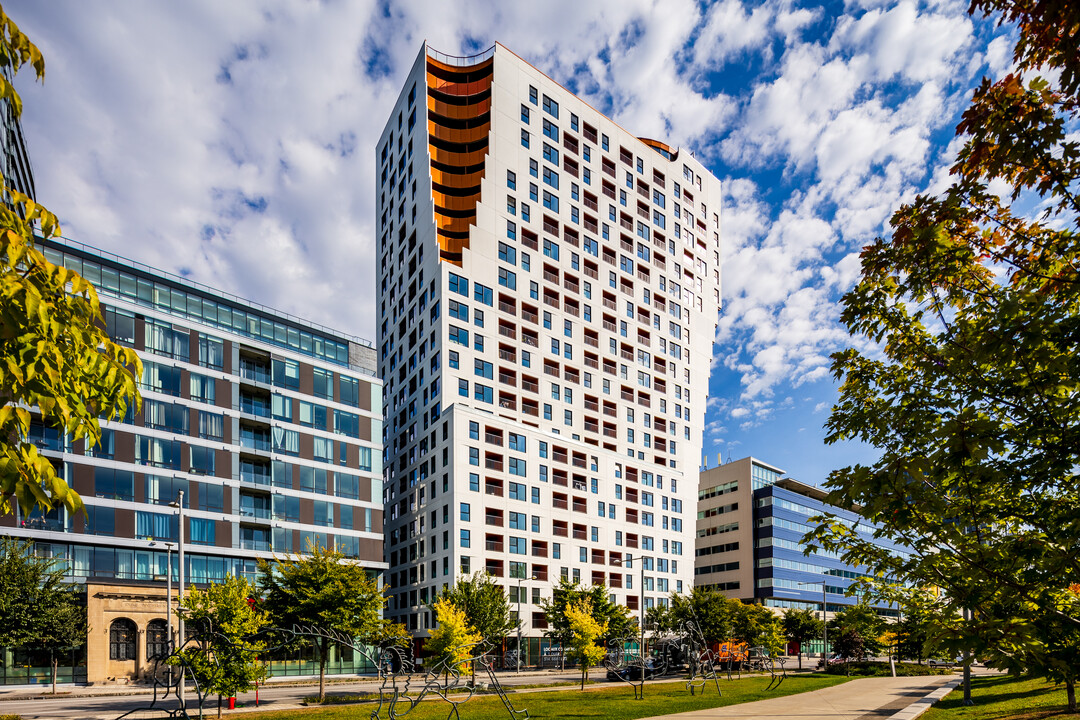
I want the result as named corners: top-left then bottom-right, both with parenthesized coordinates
top-left (697, 457), bottom-right (901, 653)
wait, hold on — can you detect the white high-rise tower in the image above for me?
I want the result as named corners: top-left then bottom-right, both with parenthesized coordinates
top-left (377, 43), bottom-right (722, 650)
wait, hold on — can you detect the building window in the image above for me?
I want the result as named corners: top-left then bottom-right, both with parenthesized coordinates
top-left (109, 618), bottom-right (137, 661)
top-left (146, 619), bottom-right (168, 660)
top-left (542, 94), bottom-right (559, 118)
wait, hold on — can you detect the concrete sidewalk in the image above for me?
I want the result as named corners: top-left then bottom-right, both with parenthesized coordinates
top-left (643, 675), bottom-right (961, 720)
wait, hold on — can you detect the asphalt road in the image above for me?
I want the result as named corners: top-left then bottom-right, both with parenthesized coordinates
top-left (0, 670), bottom-right (584, 720)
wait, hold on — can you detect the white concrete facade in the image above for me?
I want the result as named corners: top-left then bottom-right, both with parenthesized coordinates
top-left (377, 43), bottom-right (722, 638)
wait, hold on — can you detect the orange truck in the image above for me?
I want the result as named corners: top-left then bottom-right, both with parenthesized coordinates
top-left (712, 641), bottom-right (749, 666)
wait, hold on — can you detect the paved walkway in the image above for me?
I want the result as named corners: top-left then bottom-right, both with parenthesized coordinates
top-left (643, 675), bottom-right (961, 720)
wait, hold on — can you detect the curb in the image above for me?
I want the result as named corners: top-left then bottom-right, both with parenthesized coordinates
top-left (889, 678), bottom-right (962, 720)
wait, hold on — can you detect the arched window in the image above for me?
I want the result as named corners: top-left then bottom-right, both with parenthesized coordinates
top-left (109, 618), bottom-right (137, 661)
top-left (146, 619), bottom-right (169, 660)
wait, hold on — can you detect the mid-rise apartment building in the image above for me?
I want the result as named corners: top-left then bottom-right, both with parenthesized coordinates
top-left (0, 67), bottom-right (35, 203)
top-left (377, 43), bottom-right (723, 649)
top-left (3, 236), bottom-right (385, 684)
top-left (696, 457), bottom-right (903, 654)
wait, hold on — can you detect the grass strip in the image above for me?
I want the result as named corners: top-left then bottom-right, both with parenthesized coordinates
top-left (244, 673), bottom-right (850, 720)
top-left (921, 674), bottom-right (1077, 720)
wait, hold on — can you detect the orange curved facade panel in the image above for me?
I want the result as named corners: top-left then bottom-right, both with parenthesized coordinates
top-left (426, 54), bottom-right (493, 263)
top-left (426, 77), bottom-right (493, 97)
top-left (428, 120), bottom-right (490, 145)
top-left (639, 137), bottom-right (680, 162)
top-left (431, 167), bottom-right (485, 187)
top-left (433, 193), bottom-right (482, 212)
top-left (429, 147), bottom-right (488, 167)
top-left (426, 55), bottom-right (494, 75)
top-left (428, 98), bottom-right (492, 119)
top-left (436, 215), bottom-right (475, 235)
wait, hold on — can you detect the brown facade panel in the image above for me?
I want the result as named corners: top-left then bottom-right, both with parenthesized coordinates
top-left (215, 449), bottom-right (231, 478)
top-left (215, 520), bottom-right (232, 548)
top-left (359, 538), bottom-right (382, 563)
top-left (72, 464), bottom-right (94, 496)
top-left (358, 380), bottom-right (372, 412)
top-left (358, 416), bottom-right (372, 443)
top-left (134, 315), bottom-right (146, 351)
top-left (188, 330), bottom-right (199, 365)
top-left (298, 362), bottom-right (314, 395)
top-left (215, 378), bottom-right (232, 408)
top-left (115, 508), bottom-right (135, 539)
top-left (115, 432), bottom-right (136, 464)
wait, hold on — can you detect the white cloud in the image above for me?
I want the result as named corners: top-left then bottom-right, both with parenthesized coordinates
top-left (6, 0), bottom-right (1011, 437)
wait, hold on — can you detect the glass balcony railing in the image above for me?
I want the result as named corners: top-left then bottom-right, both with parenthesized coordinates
top-left (239, 539), bottom-right (271, 552)
top-left (238, 397), bottom-right (272, 418)
top-left (239, 364), bottom-right (271, 384)
top-left (239, 506), bottom-right (272, 520)
top-left (239, 434), bottom-right (272, 452)
top-left (239, 468), bottom-right (272, 485)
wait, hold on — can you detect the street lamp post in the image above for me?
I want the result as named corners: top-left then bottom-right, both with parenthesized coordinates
top-left (516, 575), bottom-right (536, 673)
top-left (169, 491), bottom-right (186, 703)
top-left (164, 543), bottom-right (175, 651)
top-left (798, 581), bottom-right (828, 661)
top-left (621, 554), bottom-right (645, 699)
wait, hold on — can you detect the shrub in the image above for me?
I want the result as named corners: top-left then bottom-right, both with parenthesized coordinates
top-left (824, 661), bottom-right (951, 677)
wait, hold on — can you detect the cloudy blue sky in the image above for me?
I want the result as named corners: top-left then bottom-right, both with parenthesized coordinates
top-left (9, 0), bottom-right (1012, 487)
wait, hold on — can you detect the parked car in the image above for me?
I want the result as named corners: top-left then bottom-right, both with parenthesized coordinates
top-left (816, 654), bottom-right (862, 669)
top-left (503, 650), bottom-right (526, 669)
top-left (606, 659), bottom-right (657, 681)
top-left (927, 657), bottom-right (957, 668)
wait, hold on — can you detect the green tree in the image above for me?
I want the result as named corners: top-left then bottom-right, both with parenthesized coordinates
top-left (175, 576), bottom-right (268, 719)
top-left (565, 599), bottom-right (607, 690)
top-left (669, 588), bottom-right (740, 647)
top-left (258, 544), bottom-right (384, 702)
top-left (828, 604), bottom-right (885, 658)
top-left (644, 603), bottom-right (675, 634)
top-left (782, 608), bottom-right (823, 670)
top-left (732, 603), bottom-right (781, 654)
top-left (540, 579), bottom-right (632, 664)
top-left (811, 0), bottom-right (1080, 710)
top-left (0, 538), bottom-right (86, 694)
top-left (0, 5), bottom-right (141, 519)
top-left (831, 628), bottom-right (865, 666)
top-left (438, 572), bottom-right (513, 647)
top-left (427, 599), bottom-right (480, 680)
top-left (895, 591), bottom-right (946, 664)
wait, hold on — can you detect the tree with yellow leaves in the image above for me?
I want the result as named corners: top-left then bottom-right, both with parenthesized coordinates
top-left (0, 5), bottom-right (141, 519)
top-left (566, 599), bottom-right (607, 690)
top-left (427, 599), bottom-right (481, 681)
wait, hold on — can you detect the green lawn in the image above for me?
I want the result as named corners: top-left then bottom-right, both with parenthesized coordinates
top-left (245, 673), bottom-right (851, 720)
top-left (922, 675), bottom-right (1077, 720)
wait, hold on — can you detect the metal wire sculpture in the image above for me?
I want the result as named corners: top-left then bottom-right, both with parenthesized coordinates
top-left (113, 621), bottom-right (531, 720)
top-left (681, 619), bottom-right (722, 697)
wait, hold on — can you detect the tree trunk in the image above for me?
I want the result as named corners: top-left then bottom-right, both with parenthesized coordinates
top-left (217, 693), bottom-right (222, 719)
top-left (318, 638), bottom-right (327, 703)
top-left (798, 649), bottom-right (802, 671)
top-left (580, 668), bottom-right (585, 691)
top-left (1066, 677), bottom-right (1075, 714)
top-left (51, 652), bottom-right (57, 695)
